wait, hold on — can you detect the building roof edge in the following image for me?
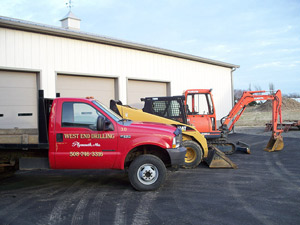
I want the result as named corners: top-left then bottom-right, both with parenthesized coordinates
top-left (0, 16), bottom-right (240, 69)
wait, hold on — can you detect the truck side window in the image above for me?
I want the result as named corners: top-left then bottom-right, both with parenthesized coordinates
top-left (62, 102), bottom-right (101, 130)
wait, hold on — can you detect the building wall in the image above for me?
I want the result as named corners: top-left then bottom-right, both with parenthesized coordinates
top-left (0, 27), bottom-right (233, 120)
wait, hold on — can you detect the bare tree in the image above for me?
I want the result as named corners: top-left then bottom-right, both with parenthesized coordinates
top-left (269, 83), bottom-right (275, 94)
top-left (234, 89), bottom-right (244, 102)
top-left (248, 83), bottom-right (252, 91)
top-left (254, 84), bottom-right (262, 91)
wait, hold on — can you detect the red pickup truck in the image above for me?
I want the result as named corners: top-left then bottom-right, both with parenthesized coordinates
top-left (0, 91), bottom-right (186, 191)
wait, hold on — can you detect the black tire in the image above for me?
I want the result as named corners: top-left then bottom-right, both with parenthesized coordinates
top-left (128, 154), bottom-right (166, 191)
top-left (0, 165), bottom-right (18, 180)
top-left (182, 140), bottom-right (203, 169)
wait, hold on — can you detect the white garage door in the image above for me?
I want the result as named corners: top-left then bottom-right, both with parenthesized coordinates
top-left (57, 75), bottom-right (115, 107)
top-left (0, 71), bottom-right (37, 129)
top-left (127, 80), bottom-right (168, 109)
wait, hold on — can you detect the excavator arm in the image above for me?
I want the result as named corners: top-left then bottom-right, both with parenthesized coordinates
top-left (220, 90), bottom-right (284, 151)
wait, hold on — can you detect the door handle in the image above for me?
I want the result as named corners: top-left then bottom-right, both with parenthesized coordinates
top-left (56, 133), bottom-right (63, 142)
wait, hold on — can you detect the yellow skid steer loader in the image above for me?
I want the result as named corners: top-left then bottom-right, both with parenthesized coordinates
top-left (110, 100), bottom-right (237, 169)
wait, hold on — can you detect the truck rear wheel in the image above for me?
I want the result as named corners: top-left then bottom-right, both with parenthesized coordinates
top-left (0, 162), bottom-right (18, 179)
top-left (128, 155), bottom-right (166, 191)
top-left (182, 140), bottom-right (203, 169)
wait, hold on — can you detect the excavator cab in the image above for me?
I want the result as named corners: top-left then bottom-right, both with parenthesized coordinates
top-left (184, 89), bottom-right (220, 136)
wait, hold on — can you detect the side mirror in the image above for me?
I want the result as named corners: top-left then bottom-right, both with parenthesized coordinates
top-left (97, 116), bottom-right (114, 131)
top-left (97, 115), bottom-right (105, 131)
top-left (105, 121), bottom-right (114, 131)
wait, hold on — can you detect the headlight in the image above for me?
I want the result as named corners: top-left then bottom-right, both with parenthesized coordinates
top-left (172, 133), bottom-right (182, 148)
top-left (176, 125), bottom-right (186, 132)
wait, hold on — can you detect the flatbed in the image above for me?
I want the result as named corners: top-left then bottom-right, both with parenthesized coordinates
top-left (265, 120), bottom-right (300, 132)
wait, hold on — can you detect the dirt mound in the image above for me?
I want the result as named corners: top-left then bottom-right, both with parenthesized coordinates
top-left (256, 97), bottom-right (300, 112)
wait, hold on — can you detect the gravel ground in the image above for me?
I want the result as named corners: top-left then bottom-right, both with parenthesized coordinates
top-left (0, 127), bottom-right (299, 225)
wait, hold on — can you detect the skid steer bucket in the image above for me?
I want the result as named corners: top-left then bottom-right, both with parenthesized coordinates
top-left (236, 141), bottom-right (251, 154)
top-left (204, 146), bottom-right (237, 169)
top-left (264, 135), bottom-right (284, 152)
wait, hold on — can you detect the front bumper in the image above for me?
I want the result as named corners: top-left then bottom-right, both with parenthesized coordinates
top-left (166, 146), bottom-right (187, 167)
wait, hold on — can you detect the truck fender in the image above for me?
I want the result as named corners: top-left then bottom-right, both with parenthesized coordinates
top-left (113, 137), bottom-right (172, 170)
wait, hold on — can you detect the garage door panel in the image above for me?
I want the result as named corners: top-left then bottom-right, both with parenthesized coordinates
top-left (128, 80), bottom-right (167, 109)
top-left (57, 75), bottom-right (115, 107)
top-left (0, 72), bottom-right (36, 88)
top-left (0, 105), bottom-right (37, 128)
top-left (0, 71), bottom-right (37, 129)
top-left (0, 88), bottom-right (37, 106)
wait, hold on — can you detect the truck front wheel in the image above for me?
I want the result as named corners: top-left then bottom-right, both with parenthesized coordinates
top-left (128, 155), bottom-right (166, 191)
top-left (182, 140), bottom-right (203, 169)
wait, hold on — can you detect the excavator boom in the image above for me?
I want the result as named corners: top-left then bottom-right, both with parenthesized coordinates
top-left (221, 90), bottom-right (282, 131)
top-left (220, 90), bottom-right (284, 151)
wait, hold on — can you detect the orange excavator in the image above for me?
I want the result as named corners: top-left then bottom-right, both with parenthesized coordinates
top-left (142, 89), bottom-right (284, 154)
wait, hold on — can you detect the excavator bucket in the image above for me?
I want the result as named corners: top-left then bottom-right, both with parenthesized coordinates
top-left (264, 135), bottom-right (284, 152)
top-left (205, 146), bottom-right (237, 169)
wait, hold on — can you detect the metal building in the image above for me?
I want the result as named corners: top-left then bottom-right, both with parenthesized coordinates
top-left (0, 14), bottom-right (239, 129)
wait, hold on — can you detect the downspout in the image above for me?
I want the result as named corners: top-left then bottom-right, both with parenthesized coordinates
top-left (231, 67), bottom-right (237, 133)
top-left (231, 67), bottom-right (236, 109)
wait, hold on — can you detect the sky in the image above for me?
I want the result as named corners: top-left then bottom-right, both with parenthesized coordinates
top-left (1, 0), bottom-right (299, 95)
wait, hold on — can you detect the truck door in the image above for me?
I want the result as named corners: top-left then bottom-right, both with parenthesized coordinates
top-left (54, 101), bottom-right (118, 169)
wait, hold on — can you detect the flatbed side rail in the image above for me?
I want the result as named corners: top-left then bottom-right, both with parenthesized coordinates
top-left (0, 90), bottom-right (52, 150)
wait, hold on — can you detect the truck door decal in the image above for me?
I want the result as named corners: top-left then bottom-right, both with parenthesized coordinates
top-left (63, 133), bottom-right (115, 139)
top-left (72, 141), bottom-right (101, 148)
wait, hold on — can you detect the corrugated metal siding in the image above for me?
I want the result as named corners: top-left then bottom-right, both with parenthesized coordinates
top-left (0, 27), bottom-right (233, 120)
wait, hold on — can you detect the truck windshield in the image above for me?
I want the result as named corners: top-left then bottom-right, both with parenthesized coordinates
top-left (93, 100), bottom-right (123, 122)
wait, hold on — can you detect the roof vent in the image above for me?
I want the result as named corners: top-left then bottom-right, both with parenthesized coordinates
top-left (60, 10), bottom-right (81, 30)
